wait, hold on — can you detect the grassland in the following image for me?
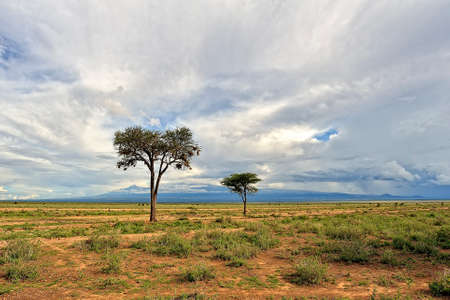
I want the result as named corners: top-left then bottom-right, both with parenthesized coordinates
top-left (0, 201), bottom-right (448, 299)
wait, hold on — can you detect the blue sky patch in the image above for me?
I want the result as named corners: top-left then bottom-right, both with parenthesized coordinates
top-left (314, 129), bottom-right (338, 142)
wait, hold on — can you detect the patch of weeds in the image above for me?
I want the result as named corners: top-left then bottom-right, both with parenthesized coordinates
top-left (148, 263), bottom-right (175, 272)
top-left (381, 249), bottom-right (400, 266)
top-left (150, 232), bottom-right (192, 258)
top-left (238, 276), bottom-right (267, 288)
top-left (218, 280), bottom-right (235, 288)
top-left (323, 240), bottom-right (371, 263)
top-left (1, 239), bottom-right (40, 263)
top-left (429, 269), bottom-right (450, 296)
top-left (6, 262), bottom-right (39, 282)
top-left (248, 227), bottom-right (280, 250)
top-left (181, 264), bottom-right (215, 282)
top-left (293, 222), bottom-right (320, 234)
top-left (377, 275), bottom-right (393, 287)
top-left (0, 285), bottom-right (15, 295)
top-left (436, 227), bottom-right (450, 249)
top-left (78, 234), bottom-right (120, 253)
top-left (266, 274), bottom-right (280, 288)
top-left (288, 256), bottom-right (328, 285)
top-left (130, 237), bottom-right (150, 250)
top-left (97, 278), bottom-right (130, 290)
top-left (214, 216), bottom-right (240, 228)
top-left (209, 231), bottom-right (257, 261)
top-left (324, 225), bottom-right (363, 241)
top-left (225, 257), bottom-right (247, 267)
top-left (101, 252), bottom-right (122, 274)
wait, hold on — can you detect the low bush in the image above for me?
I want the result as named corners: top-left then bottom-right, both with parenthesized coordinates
top-left (248, 228), bottom-right (280, 250)
top-left (380, 249), bottom-right (400, 266)
top-left (79, 234), bottom-right (120, 253)
top-left (209, 231), bottom-right (258, 261)
top-left (2, 239), bottom-right (40, 263)
top-left (288, 256), bottom-right (328, 285)
top-left (149, 232), bottom-right (192, 258)
top-left (181, 264), bottom-right (215, 282)
top-left (6, 263), bottom-right (39, 282)
top-left (324, 225), bottom-right (363, 241)
top-left (97, 278), bottom-right (129, 290)
top-left (323, 240), bottom-right (371, 263)
top-left (436, 227), bottom-right (450, 249)
top-left (101, 252), bottom-right (122, 274)
top-left (429, 269), bottom-right (450, 296)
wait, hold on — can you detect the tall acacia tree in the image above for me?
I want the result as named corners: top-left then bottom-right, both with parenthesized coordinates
top-left (114, 126), bottom-right (200, 222)
top-left (221, 173), bottom-right (261, 216)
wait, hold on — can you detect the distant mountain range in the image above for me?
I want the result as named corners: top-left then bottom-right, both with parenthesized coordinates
top-left (35, 184), bottom-right (428, 202)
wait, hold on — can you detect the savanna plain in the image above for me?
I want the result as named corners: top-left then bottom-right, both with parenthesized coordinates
top-left (0, 201), bottom-right (449, 299)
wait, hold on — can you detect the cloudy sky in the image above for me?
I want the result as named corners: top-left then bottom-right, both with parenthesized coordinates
top-left (1, 1), bottom-right (450, 200)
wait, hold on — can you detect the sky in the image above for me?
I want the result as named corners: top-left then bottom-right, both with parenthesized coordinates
top-left (1, 1), bottom-right (450, 200)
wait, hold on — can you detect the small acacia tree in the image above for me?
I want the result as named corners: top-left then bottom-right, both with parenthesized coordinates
top-left (114, 126), bottom-right (200, 222)
top-left (221, 173), bottom-right (261, 216)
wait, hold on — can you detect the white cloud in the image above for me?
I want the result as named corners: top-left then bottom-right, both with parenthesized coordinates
top-left (0, 1), bottom-right (450, 198)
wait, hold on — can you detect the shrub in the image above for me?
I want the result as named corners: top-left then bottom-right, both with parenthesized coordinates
top-left (324, 225), bottom-right (363, 241)
top-left (215, 243), bottom-right (258, 261)
top-left (101, 252), bottom-right (122, 274)
top-left (181, 264), bottom-right (215, 282)
top-left (436, 227), bottom-right (450, 249)
top-left (130, 238), bottom-right (151, 250)
top-left (226, 257), bottom-right (247, 267)
top-left (214, 216), bottom-right (240, 228)
top-left (429, 269), bottom-right (450, 296)
top-left (2, 239), bottom-right (40, 263)
top-left (323, 240), bottom-right (371, 263)
top-left (289, 256), bottom-right (328, 285)
top-left (209, 231), bottom-right (258, 261)
top-left (380, 249), bottom-right (400, 266)
top-left (81, 234), bottom-right (120, 253)
top-left (6, 263), bottom-right (39, 282)
top-left (392, 236), bottom-right (412, 251)
top-left (97, 278), bottom-right (129, 290)
top-left (294, 222), bottom-right (320, 234)
top-left (248, 228), bottom-right (279, 250)
top-left (150, 232), bottom-right (192, 258)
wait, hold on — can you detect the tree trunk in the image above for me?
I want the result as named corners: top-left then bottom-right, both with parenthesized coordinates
top-left (243, 199), bottom-right (247, 216)
top-left (243, 189), bottom-right (247, 216)
top-left (150, 191), bottom-right (157, 222)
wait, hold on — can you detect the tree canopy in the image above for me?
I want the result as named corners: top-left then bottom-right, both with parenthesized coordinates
top-left (221, 173), bottom-right (261, 215)
top-left (114, 126), bottom-right (200, 221)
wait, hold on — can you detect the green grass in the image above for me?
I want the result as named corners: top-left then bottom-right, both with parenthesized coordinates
top-left (429, 269), bottom-right (450, 296)
top-left (96, 278), bottom-right (130, 290)
top-left (77, 234), bottom-right (120, 253)
top-left (180, 264), bottom-right (215, 282)
top-left (1, 239), bottom-right (40, 263)
top-left (133, 232), bottom-right (193, 258)
top-left (101, 252), bottom-right (122, 274)
top-left (380, 249), bottom-right (401, 266)
top-left (322, 240), bottom-right (371, 263)
top-left (288, 256), bottom-right (328, 285)
top-left (5, 262), bottom-right (39, 282)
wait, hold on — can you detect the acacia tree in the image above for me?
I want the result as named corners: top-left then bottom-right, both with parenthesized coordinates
top-left (221, 173), bottom-right (261, 216)
top-left (114, 126), bottom-right (200, 222)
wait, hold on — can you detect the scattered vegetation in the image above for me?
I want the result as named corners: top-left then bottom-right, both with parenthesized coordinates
top-left (101, 252), bottom-right (122, 274)
top-left (5, 263), bottom-right (39, 282)
top-left (1, 239), bottom-right (40, 263)
top-left (181, 264), bottom-right (215, 282)
top-left (288, 256), bottom-right (328, 285)
top-left (429, 269), bottom-right (450, 296)
top-left (77, 234), bottom-right (120, 252)
top-left (0, 201), bottom-right (448, 298)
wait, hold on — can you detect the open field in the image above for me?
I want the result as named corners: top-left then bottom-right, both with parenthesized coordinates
top-left (0, 201), bottom-right (449, 299)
